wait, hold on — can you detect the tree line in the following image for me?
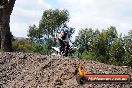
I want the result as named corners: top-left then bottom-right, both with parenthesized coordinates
top-left (13, 9), bottom-right (132, 67)
top-left (0, 3), bottom-right (132, 67)
top-left (75, 27), bottom-right (132, 67)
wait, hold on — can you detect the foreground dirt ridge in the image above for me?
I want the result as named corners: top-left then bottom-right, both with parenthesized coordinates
top-left (0, 52), bottom-right (132, 88)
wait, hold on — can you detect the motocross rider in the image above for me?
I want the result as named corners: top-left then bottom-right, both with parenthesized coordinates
top-left (55, 31), bottom-right (70, 56)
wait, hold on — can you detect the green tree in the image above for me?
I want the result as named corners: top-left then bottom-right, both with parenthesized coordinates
top-left (28, 9), bottom-right (71, 44)
top-left (75, 26), bottom-right (118, 63)
top-left (92, 26), bottom-right (118, 63)
top-left (39, 9), bottom-right (69, 39)
top-left (27, 24), bottom-right (43, 43)
top-left (27, 9), bottom-right (74, 54)
top-left (109, 36), bottom-right (125, 65)
top-left (75, 28), bottom-right (95, 53)
top-left (124, 30), bottom-right (132, 55)
top-left (123, 30), bottom-right (132, 66)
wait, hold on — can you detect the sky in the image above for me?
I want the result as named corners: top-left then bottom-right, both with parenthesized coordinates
top-left (10, 0), bottom-right (132, 38)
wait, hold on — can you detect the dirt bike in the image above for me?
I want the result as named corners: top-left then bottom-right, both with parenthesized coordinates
top-left (51, 47), bottom-right (61, 56)
top-left (51, 44), bottom-right (78, 57)
top-left (51, 45), bottom-right (69, 57)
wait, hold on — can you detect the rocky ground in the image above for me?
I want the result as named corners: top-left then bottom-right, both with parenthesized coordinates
top-left (0, 52), bottom-right (132, 88)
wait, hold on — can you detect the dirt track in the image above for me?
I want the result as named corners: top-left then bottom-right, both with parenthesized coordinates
top-left (0, 52), bottom-right (132, 88)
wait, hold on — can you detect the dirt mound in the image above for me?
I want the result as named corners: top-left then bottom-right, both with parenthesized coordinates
top-left (0, 52), bottom-right (132, 88)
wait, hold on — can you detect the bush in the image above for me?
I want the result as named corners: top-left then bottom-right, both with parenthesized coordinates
top-left (12, 39), bottom-right (32, 52)
top-left (122, 52), bottom-right (132, 67)
top-left (12, 39), bottom-right (51, 55)
top-left (80, 51), bottom-right (94, 60)
top-left (30, 43), bottom-right (51, 55)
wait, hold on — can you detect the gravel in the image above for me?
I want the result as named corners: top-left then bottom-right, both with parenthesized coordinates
top-left (0, 52), bottom-right (132, 88)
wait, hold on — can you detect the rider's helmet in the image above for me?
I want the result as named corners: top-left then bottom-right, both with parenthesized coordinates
top-left (59, 30), bottom-right (67, 40)
top-left (60, 31), bottom-right (64, 35)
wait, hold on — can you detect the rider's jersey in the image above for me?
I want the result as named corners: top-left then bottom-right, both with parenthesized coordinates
top-left (58, 33), bottom-right (69, 43)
